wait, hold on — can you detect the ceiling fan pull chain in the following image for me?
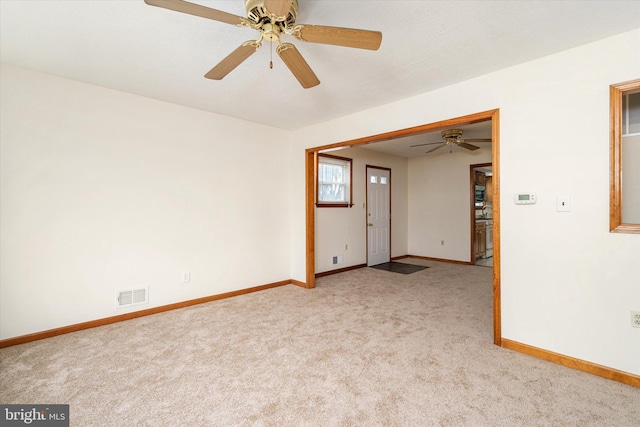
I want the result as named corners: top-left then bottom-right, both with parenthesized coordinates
top-left (270, 41), bottom-right (273, 69)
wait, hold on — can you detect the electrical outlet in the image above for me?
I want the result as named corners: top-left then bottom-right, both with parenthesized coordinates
top-left (181, 272), bottom-right (190, 284)
top-left (631, 311), bottom-right (640, 328)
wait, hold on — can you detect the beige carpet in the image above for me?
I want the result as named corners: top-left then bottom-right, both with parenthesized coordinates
top-left (1, 259), bottom-right (638, 426)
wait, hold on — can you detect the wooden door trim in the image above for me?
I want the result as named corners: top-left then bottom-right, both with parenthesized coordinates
top-left (491, 110), bottom-right (501, 344)
top-left (305, 150), bottom-right (316, 288)
top-left (305, 109), bottom-right (501, 344)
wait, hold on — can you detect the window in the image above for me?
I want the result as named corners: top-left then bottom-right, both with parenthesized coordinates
top-left (610, 78), bottom-right (640, 233)
top-left (317, 153), bottom-right (352, 207)
top-left (622, 91), bottom-right (640, 136)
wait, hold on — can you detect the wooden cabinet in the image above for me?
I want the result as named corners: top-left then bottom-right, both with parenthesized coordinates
top-left (475, 171), bottom-right (486, 186)
top-left (475, 222), bottom-right (486, 259)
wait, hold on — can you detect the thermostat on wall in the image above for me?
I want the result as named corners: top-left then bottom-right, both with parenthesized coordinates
top-left (514, 193), bottom-right (536, 204)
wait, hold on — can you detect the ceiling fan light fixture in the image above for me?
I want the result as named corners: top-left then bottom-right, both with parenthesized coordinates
top-left (261, 22), bottom-right (281, 41)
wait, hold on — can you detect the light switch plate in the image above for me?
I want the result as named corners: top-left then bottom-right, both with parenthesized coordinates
top-left (557, 196), bottom-right (571, 212)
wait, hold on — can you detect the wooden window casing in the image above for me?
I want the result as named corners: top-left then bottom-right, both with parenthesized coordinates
top-left (610, 78), bottom-right (640, 233)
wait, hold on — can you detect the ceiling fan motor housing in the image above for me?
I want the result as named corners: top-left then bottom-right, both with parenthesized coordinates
top-left (245, 0), bottom-right (298, 29)
top-left (441, 128), bottom-right (464, 140)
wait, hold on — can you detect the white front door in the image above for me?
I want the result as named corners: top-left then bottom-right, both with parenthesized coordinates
top-left (367, 167), bottom-right (391, 266)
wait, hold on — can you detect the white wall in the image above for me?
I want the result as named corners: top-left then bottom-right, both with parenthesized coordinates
top-left (0, 64), bottom-right (291, 339)
top-left (2, 30), bottom-right (639, 377)
top-left (408, 147), bottom-right (492, 261)
top-left (290, 29), bottom-right (640, 375)
top-left (315, 147), bottom-right (408, 273)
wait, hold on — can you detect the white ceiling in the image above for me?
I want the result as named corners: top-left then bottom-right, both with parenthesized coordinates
top-left (1, 0), bottom-right (639, 133)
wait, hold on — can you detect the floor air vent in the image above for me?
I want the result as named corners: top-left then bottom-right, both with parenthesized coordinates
top-left (117, 287), bottom-right (148, 308)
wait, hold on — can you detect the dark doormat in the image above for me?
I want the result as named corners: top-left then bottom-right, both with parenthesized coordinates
top-left (369, 261), bottom-right (429, 274)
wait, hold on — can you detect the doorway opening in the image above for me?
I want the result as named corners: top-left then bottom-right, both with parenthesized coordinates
top-left (471, 163), bottom-right (493, 267)
top-left (305, 109), bottom-right (501, 345)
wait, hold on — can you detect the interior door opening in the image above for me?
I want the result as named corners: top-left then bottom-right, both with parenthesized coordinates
top-left (471, 163), bottom-right (493, 267)
top-left (305, 109), bottom-right (501, 345)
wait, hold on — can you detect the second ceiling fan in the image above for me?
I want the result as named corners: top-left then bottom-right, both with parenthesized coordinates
top-left (411, 129), bottom-right (492, 154)
top-left (145, 0), bottom-right (383, 88)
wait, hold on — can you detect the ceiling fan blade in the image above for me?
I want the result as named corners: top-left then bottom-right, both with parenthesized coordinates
top-left (205, 42), bottom-right (258, 80)
top-left (144, 0), bottom-right (246, 26)
top-left (426, 144), bottom-right (445, 154)
top-left (458, 142), bottom-right (480, 151)
top-left (293, 25), bottom-right (382, 50)
top-left (410, 142), bottom-right (443, 148)
top-left (264, 0), bottom-right (293, 20)
top-left (277, 43), bottom-right (320, 89)
top-left (463, 138), bottom-right (492, 143)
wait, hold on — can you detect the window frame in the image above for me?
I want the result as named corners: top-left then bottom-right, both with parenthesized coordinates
top-left (316, 153), bottom-right (353, 208)
top-left (610, 78), bottom-right (640, 233)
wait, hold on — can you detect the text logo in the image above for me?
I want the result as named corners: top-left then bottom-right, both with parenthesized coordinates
top-left (1, 405), bottom-right (69, 426)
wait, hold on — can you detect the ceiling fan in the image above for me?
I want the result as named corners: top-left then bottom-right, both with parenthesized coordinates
top-left (410, 129), bottom-right (492, 154)
top-left (144, 0), bottom-right (383, 88)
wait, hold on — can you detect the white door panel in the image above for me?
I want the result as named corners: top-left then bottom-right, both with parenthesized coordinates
top-left (367, 168), bottom-right (391, 266)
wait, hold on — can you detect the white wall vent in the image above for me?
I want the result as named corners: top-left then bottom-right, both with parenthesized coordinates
top-left (117, 287), bottom-right (148, 308)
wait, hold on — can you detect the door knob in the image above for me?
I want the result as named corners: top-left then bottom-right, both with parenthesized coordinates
top-left (368, 223), bottom-right (373, 227)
